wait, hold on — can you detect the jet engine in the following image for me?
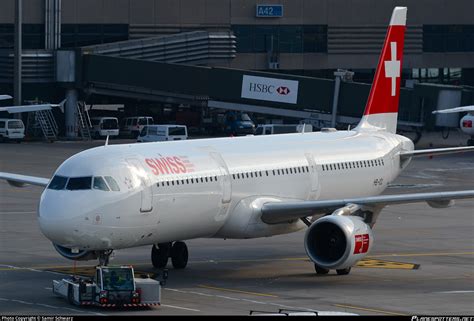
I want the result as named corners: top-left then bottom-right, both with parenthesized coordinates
top-left (304, 215), bottom-right (373, 270)
top-left (53, 244), bottom-right (99, 261)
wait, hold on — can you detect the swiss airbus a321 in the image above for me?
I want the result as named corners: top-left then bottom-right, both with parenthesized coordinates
top-left (1, 7), bottom-right (474, 276)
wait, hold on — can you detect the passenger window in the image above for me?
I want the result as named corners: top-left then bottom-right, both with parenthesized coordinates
top-left (67, 177), bottom-right (92, 190)
top-left (265, 171), bottom-right (269, 176)
top-left (48, 175), bottom-right (68, 190)
top-left (285, 169), bottom-right (289, 174)
top-left (93, 177), bottom-right (109, 191)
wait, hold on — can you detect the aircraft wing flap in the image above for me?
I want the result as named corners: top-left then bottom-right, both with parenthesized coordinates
top-left (261, 190), bottom-right (474, 224)
top-left (0, 172), bottom-right (50, 187)
top-left (399, 146), bottom-right (474, 159)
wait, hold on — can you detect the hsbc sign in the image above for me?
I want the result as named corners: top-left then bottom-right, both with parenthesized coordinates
top-left (241, 75), bottom-right (299, 104)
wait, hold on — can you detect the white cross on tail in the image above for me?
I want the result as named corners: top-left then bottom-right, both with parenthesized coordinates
top-left (384, 41), bottom-right (400, 97)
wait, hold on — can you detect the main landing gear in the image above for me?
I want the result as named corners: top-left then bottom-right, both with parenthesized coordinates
top-left (151, 241), bottom-right (188, 269)
top-left (314, 264), bottom-right (351, 276)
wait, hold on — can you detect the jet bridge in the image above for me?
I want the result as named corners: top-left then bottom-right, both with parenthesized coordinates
top-left (77, 54), bottom-right (422, 131)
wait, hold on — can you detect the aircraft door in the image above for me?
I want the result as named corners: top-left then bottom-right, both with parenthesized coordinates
top-left (210, 152), bottom-right (232, 220)
top-left (305, 153), bottom-right (320, 200)
top-left (126, 158), bottom-right (153, 213)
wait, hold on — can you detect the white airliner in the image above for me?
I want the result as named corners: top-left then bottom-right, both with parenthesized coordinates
top-left (1, 7), bottom-right (474, 275)
top-left (433, 106), bottom-right (474, 146)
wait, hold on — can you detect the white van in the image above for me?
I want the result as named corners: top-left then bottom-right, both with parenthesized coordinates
top-left (90, 117), bottom-right (119, 138)
top-left (120, 116), bottom-right (154, 138)
top-left (255, 124), bottom-right (313, 135)
top-left (137, 125), bottom-right (188, 143)
top-left (0, 118), bottom-right (25, 142)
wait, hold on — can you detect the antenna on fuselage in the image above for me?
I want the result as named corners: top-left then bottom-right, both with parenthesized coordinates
top-left (302, 123), bottom-right (306, 133)
top-left (105, 135), bottom-right (109, 146)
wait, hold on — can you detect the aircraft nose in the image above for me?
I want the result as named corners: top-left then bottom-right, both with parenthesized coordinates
top-left (37, 191), bottom-right (80, 245)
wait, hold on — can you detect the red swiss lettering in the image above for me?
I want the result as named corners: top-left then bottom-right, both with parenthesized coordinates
top-left (174, 156), bottom-right (186, 173)
top-left (153, 158), bottom-right (170, 175)
top-left (145, 158), bottom-right (158, 175)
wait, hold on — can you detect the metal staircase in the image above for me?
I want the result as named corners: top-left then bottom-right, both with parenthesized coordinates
top-left (35, 109), bottom-right (58, 141)
top-left (77, 102), bottom-right (92, 140)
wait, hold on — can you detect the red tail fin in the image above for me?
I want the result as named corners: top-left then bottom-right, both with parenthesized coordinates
top-left (356, 7), bottom-right (407, 133)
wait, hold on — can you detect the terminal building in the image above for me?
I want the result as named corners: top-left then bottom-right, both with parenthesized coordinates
top-left (0, 0), bottom-right (473, 139)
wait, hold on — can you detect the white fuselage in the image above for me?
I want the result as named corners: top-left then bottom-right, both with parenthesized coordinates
top-left (38, 130), bottom-right (413, 251)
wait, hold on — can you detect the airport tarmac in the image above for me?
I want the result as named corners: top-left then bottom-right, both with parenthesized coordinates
top-left (0, 140), bottom-right (473, 315)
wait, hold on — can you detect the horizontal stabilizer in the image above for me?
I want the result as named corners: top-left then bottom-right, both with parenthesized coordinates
top-left (400, 146), bottom-right (474, 159)
top-left (261, 190), bottom-right (474, 224)
top-left (432, 106), bottom-right (474, 114)
top-left (0, 172), bottom-right (50, 187)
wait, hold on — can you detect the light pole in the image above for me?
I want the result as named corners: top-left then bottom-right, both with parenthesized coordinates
top-left (14, 0), bottom-right (22, 110)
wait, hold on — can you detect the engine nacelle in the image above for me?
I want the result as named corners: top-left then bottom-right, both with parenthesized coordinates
top-left (460, 114), bottom-right (474, 136)
top-left (304, 215), bottom-right (373, 270)
top-left (53, 243), bottom-right (99, 261)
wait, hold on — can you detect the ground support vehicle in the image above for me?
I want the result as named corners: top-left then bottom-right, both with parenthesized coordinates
top-left (53, 266), bottom-right (162, 307)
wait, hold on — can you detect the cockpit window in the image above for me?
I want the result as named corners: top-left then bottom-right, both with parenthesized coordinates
top-left (66, 177), bottom-right (92, 190)
top-left (93, 176), bottom-right (110, 191)
top-left (104, 176), bottom-right (120, 191)
top-left (48, 175), bottom-right (68, 190)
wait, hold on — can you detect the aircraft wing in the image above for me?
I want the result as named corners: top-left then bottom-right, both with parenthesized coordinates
top-left (432, 106), bottom-right (474, 114)
top-left (399, 146), bottom-right (474, 159)
top-left (0, 104), bottom-right (59, 114)
top-left (0, 172), bottom-right (50, 187)
top-left (261, 190), bottom-right (474, 224)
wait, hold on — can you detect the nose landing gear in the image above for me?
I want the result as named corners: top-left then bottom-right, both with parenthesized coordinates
top-left (98, 250), bottom-right (114, 266)
top-left (151, 241), bottom-right (188, 269)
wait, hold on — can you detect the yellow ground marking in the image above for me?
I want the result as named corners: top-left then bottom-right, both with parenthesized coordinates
top-left (356, 258), bottom-right (419, 270)
top-left (333, 303), bottom-right (406, 316)
top-left (197, 284), bottom-right (278, 298)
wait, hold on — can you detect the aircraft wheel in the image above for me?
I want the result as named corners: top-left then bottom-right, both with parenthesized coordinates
top-left (314, 264), bottom-right (330, 275)
top-left (336, 267), bottom-right (351, 275)
top-left (151, 243), bottom-right (170, 269)
top-left (171, 241), bottom-right (188, 269)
